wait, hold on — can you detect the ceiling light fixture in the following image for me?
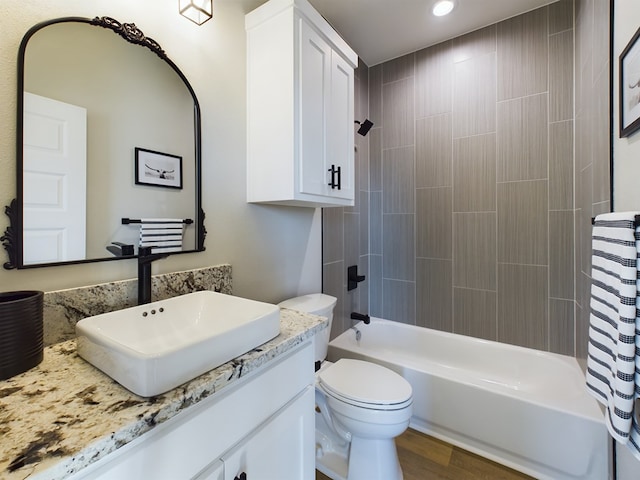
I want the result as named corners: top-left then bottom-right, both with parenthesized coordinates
top-left (179, 0), bottom-right (213, 25)
top-left (432, 0), bottom-right (456, 17)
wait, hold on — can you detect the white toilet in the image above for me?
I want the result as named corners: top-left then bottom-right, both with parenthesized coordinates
top-left (278, 294), bottom-right (413, 480)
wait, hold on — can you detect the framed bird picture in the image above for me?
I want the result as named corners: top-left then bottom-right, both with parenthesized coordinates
top-left (134, 147), bottom-right (183, 189)
top-left (620, 26), bottom-right (640, 138)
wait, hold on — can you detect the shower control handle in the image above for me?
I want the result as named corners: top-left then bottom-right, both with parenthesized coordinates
top-left (347, 265), bottom-right (366, 291)
top-left (234, 473), bottom-right (247, 480)
top-left (328, 164), bottom-right (341, 190)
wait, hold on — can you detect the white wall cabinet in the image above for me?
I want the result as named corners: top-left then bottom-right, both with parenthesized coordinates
top-left (246, 0), bottom-right (358, 208)
top-left (68, 343), bottom-right (315, 480)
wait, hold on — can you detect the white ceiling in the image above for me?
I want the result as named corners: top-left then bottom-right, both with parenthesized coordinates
top-left (287, 0), bottom-right (558, 66)
top-left (236, 0), bottom-right (558, 66)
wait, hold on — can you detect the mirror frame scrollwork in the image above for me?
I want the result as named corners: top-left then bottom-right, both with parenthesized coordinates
top-left (2, 16), bottom-right (206, 270)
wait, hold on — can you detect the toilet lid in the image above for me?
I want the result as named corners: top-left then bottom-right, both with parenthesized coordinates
top-left (318, 359), bottom-right (412, 407)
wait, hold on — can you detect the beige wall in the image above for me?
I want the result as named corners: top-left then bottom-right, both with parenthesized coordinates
top-left (0, 0), bottom-right (321, 303)
top-left (613, 0), bottom-right (640, 210)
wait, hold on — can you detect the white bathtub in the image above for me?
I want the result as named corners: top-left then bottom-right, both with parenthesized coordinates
top-left (327, 318), bottom-right (608, 480)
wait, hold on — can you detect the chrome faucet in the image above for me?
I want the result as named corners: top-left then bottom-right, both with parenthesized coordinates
top-left (137, 246), bottom-right (168, 305)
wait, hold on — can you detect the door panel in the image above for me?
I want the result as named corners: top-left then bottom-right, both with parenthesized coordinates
top-left (23, 92), bottom-right (87, 264)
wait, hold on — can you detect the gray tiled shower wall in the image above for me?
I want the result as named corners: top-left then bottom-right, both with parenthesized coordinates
top-left (322, 0), bottom-right (610, 359)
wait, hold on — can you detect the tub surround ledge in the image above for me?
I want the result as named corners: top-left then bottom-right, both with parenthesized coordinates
top-left (0, 308), bottom-right (326, 480)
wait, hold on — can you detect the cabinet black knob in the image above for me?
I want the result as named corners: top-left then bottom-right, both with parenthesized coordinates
top-left (234, 473), bottom-right (247, 480)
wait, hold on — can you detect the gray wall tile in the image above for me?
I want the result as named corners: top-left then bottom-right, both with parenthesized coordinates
top-left (497, 180), bottom-right (548, 265)
top-left (416, 113), bottom-right (452, 188)
top-left (498, 264), bottom-right (548, 350)
top-left (453, 212), bottom-right (497, 290)
top-left (453, 288), bottom-right (497, 341)
top-left (383, 78), bottom-right (415, 148)
top-left (549, 210), bottom-right (575, 300)
top-left (416, 187), bottom-right (452, 259)
top-left (369, 65), bottom-right (383, 128)
top-left (497, 8), bottom-right (548, 100)
top-left (383, 53), bottom-right (415, 84)
top-left (497, 93), bottom-right (548, 182)
top-left (576, 272), bottom-right (591, 359)
top-left (344, 212), bottom-right (360, 268)
top-left (357, 255), bottom-right (370, 316)
top-left (417, 258), bottom-right (452, 331)
top-left (369, 255), bottom-right (383, 317)
top-left (355, 130), bottom-right (370, 193)
top-left (593, 0), bottom-right (610, 81)
top-left (549, 0), bottom-right (574, 34)
top-left (416, 41), bottom-right (453, 117)
top-left (359, 192), bottom-right (369, 256)
top-left (383, 214), bottom-right (415, 281)
top-left (549, 30), bottom-right (574, 122)
top-left (579, 165), bottom-right (593, 277)
top-left (453, 53), bottom-right (497, 138)
top-left (382, 279), bottom-right (416, 325)
top-left (593, 68), bottom-right (611, 204)
top-left (370, 192), bottom-right (382, 254)
top-left (549, 120), bottom-right (574, 210)
top-left (452, 25), bottom-right (497, 63)
top-left (370, 128), bottom-right (382, 191)
top-left (550, 298), bottom-right (575, 356)
top-left (453, 133), bottom-right (496, 212)
top-left (383, 146), bottom-right (415, 213)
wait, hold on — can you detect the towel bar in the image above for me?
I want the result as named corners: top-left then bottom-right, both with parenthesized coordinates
top-left (122, 218), bottom-right (193, 225)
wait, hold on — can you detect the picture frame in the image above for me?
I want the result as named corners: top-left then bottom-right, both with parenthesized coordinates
top-left (620, 26), bottom-right (640, 138)
top-left (134, 147), bottom-right (183, 189)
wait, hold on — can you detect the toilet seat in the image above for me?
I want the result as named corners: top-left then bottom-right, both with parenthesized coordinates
top-left (318, 359), bottom-right (412, 411)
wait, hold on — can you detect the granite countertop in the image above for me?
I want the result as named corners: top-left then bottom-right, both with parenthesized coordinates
top-left (0, 309), bottom-right (326, 480)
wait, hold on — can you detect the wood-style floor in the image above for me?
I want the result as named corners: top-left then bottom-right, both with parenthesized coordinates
top-left (315, 428), bottom-right (534, 480)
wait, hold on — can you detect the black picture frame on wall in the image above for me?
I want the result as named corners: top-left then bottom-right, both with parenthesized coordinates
top-left (135, 147), bottom-right (183, 189)
top-left (620, 26), bottom-right (640, 137)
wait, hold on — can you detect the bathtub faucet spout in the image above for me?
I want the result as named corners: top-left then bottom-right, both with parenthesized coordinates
top-left (350, 312), bottom-right (370, 324)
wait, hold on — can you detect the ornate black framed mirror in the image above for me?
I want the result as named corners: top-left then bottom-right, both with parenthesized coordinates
top-left (2, 16), bottom-right (205, 269)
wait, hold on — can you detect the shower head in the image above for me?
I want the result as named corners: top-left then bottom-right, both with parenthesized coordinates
top-left (355, 119), bottom-right (374, 136)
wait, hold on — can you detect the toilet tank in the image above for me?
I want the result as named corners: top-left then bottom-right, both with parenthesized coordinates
top-left (278, 294), bottom-right (336, 365)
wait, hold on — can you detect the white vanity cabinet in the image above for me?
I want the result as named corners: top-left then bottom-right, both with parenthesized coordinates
top-left (67, 343), bottom-right (315, 480)
top-left (195, 388), bottom-right (313, 480)
top-left (246, 0), bottom-right (358, 208)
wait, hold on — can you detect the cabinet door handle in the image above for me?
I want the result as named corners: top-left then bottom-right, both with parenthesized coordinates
top-left (234, 473), bottom-right (247, 480)
top-left (328, 164), bottom-right (341, 190)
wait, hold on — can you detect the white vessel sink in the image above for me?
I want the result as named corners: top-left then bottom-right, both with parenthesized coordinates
top-left (76, 291), bottom-right (280, 397)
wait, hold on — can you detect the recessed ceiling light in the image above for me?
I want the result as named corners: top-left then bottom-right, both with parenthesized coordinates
top-left (432, 0), bottom-right (456, 17)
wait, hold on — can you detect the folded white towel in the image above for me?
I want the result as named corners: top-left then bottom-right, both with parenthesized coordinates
top-left (139, 218), bottom-right (184, 254)
top-left (586, 212), bottom-right (640, 460)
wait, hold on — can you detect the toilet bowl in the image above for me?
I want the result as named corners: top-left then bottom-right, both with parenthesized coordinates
top-left (278, 294), bottom-right (413, 480)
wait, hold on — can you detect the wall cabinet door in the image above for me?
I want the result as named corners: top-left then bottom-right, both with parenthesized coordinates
top-left (299, 19), bottom-right (331, 199)
top-left (222, 387), bottom-right (315, 480)
top-left (298, 18), bottom-right (354, 202)
top-left (327, 50), bottom-right (355, 201)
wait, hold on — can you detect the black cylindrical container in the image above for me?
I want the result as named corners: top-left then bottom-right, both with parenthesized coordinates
top-left (0, 290), bottom-right (44, 380)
